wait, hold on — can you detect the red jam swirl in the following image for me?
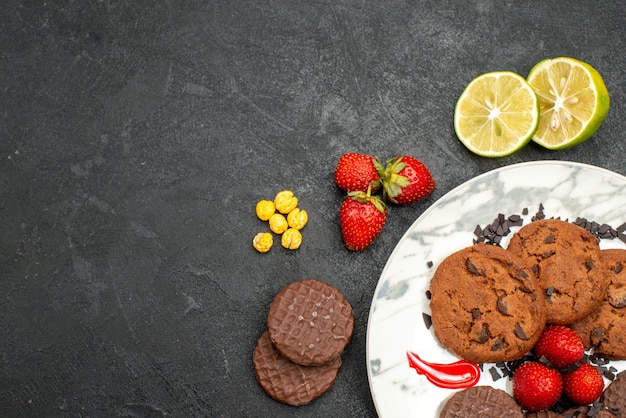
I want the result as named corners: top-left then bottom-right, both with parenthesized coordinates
top-left (406, 350), bottom-right (481, 389)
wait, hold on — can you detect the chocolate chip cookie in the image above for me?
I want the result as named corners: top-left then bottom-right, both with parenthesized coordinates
top-left (506, 219), bottom-right (608, 325)
top-left (570, 249), bottom-right (626, 360)
top-left (429, 243), bottom-right (546, 363)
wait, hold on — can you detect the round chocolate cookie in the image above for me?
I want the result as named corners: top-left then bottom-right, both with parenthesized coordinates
top-left (561, 406), bottom-right (617, 418)
top-left (601, 375), bottom-right (626, 417)
top-left (526, 411), bottom-right (561, 418)
top-left (253, 330), bottom-right (341, 406)
top-left (267, 279), bottom-right (354, 366)
top-left (506, 219), bottom-right (608, 325)
top-left (429, 243), bottom-right (546, 364)
top-left (439, 386), bottom-right (524, 417)
top-left (570, 249), bottom-right (626, 360)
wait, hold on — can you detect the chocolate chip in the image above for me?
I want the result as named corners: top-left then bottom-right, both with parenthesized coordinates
top-left (544, 235), bottom-right (555, 244)
top-left (425, 290), bottom-right (431, 299)
top-left (496, 295), bottom-right (509, 316)
top-left (522, 207), bottom-right (528, 215)
top-left (422, 312), bottom-right (432, 329)
top-left (488, 366), bottom-right (502, 381)
top-left (586, 258), bottom-right (596, 270)
top-left (592, 327), bottom-right (605, 341)
top-left (477, 323), bottom-right (490, 343)
top-left (514, 323), bottom-right (529, 340)
top-left (491, 337), bottom-right (504, 351)
top-left (531, 264), bottom-right (539, 277)
top-left (614, 262), bottom-right (623, 274)
top-left (546, 286), bottom-right (554, 297)
top-left (471, 308), bottom-right (482, 319)
top-left (608, 287), bottom-right (626, 308)
top-left (517, 269), bottom-right (529, 279)
top-left (466, 258), bottom-right (480, 275)
top-left (426, 260), bottom-right (433, 268)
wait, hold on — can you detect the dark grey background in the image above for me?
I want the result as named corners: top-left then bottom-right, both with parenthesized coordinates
top-left (2, 1), bottom-right (625, 417)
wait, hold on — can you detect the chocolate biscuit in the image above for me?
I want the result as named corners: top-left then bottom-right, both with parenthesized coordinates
top-left (429, 243), bottom-right (546, 364)
top-left (561, 406), bottom-right (617, 418)
top-left (526, 411), bottom-right (561, 418)
top-left (601, 375), bottom-right (626, 417)
top-left (570, 249), bottom-right (626, 360)
top-left (439, 386), bottom-right (524, 417)
top-left (267, 279), bottom-right (354, 366)
top-left (506, 219), bottom-right (608, 325)
top-left (253, 330), bottom-right (341, 406)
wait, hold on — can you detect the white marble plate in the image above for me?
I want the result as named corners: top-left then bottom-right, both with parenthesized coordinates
top-left (366, 161), bottom-right (626, 418)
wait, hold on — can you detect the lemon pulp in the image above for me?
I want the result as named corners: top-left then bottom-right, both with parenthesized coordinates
top-left (527, 57), bottom-right (610, 150)
top-left (454, 71), bottom-right (539, 158)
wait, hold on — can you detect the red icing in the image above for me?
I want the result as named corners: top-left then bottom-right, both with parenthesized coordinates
top-left (406, 350), bottom-right (481, 389)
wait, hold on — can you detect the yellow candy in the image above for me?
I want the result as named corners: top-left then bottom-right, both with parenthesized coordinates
top-left (281, 228), bottom-right (302, 250)
top-left (287, 208), bottom-right (308, 230)
top-left (269, 213), bottom-right (288, 234)
top-left (255, 200), bottom-right (275, 221)
top-left (274, 190), bottom-right (298, 214)
top-left (252, 232), bottom-right (273, 253)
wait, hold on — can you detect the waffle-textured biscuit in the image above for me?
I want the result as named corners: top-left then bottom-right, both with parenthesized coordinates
top-left (253, 330), bottom-right (341, 406)
top-left (429, 243), bottom-right (546, 363)
top-left (507, 219), bottom-right (608, 325)
top-left (267, 279), bottom-right (354, 366)
top-left (570, 249), bottom-right (626, 360)
top-left (439, 386), bottom-right (524, 417)
top-left (601, 376), bottom-right (626, 417)
top-left (526, 411), bottom-right (561, 418)
top-left (561, 406), bottom-right (617, 417)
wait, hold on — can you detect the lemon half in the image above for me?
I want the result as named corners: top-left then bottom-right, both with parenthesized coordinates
top-left (454, 71), bottom-right (540, 158)
top-left (527, 57), bottom-right (610, 150)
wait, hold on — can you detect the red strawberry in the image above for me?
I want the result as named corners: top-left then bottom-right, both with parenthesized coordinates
top-left (381, 156), bottom-right (435, 205)
top-left (339, 190), bottom-right (387, 251)
top-left (563, 363), bottom-right (604, 405)
top-left (512, 361), bottom-right (563, 412)
top-left (533, 325), bottom-right (585, 369)
top-left (334, 153), bottom-right (381, 193)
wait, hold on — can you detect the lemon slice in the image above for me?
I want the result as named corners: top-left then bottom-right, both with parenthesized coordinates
top-left (454, 71), bottom-right (539, 158)
top-left (527, 57), bottom-right (610, 150)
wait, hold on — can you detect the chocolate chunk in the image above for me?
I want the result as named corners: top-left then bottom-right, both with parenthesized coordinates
top-left (614, 262), bottom-right (623, 274)
top-left (514, 323), bottom-right (529, 340)
top-left (477, 323), bottom-right (490, 343)
top-left (531, 264), bottom-right (540, 277)
top-left (426, 260), bottom-right (433, 268)
top-left (586, 258), bottom-right (596, 270)
top-left (544, 235), bottom-right (555, 244)
top-left (607, 286), bottom-right (626, 308)
top-left (422, 312), bottom-right (432, 329)
top-left (489, 366), bottom-right (502, 381)
top-left (546, 286), bottom-right (554, 297)
top-left (491, 337), bottom-right (504, 351)
top-left (591, 327), bottom-right (605, 342)
top-left (472, 308), bottom-right (482, 319)
top-left (517, 269), bottom-right (529, 279)
top-left (425, 290), bottom-right (432, 299)
top-left (497, 295), bottom-right (509, 315)
top-left (466, 258), bottom-right (480, 275)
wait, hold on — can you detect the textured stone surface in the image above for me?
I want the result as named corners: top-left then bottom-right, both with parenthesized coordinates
top-left (1, 1), bottom-right (626, 417)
